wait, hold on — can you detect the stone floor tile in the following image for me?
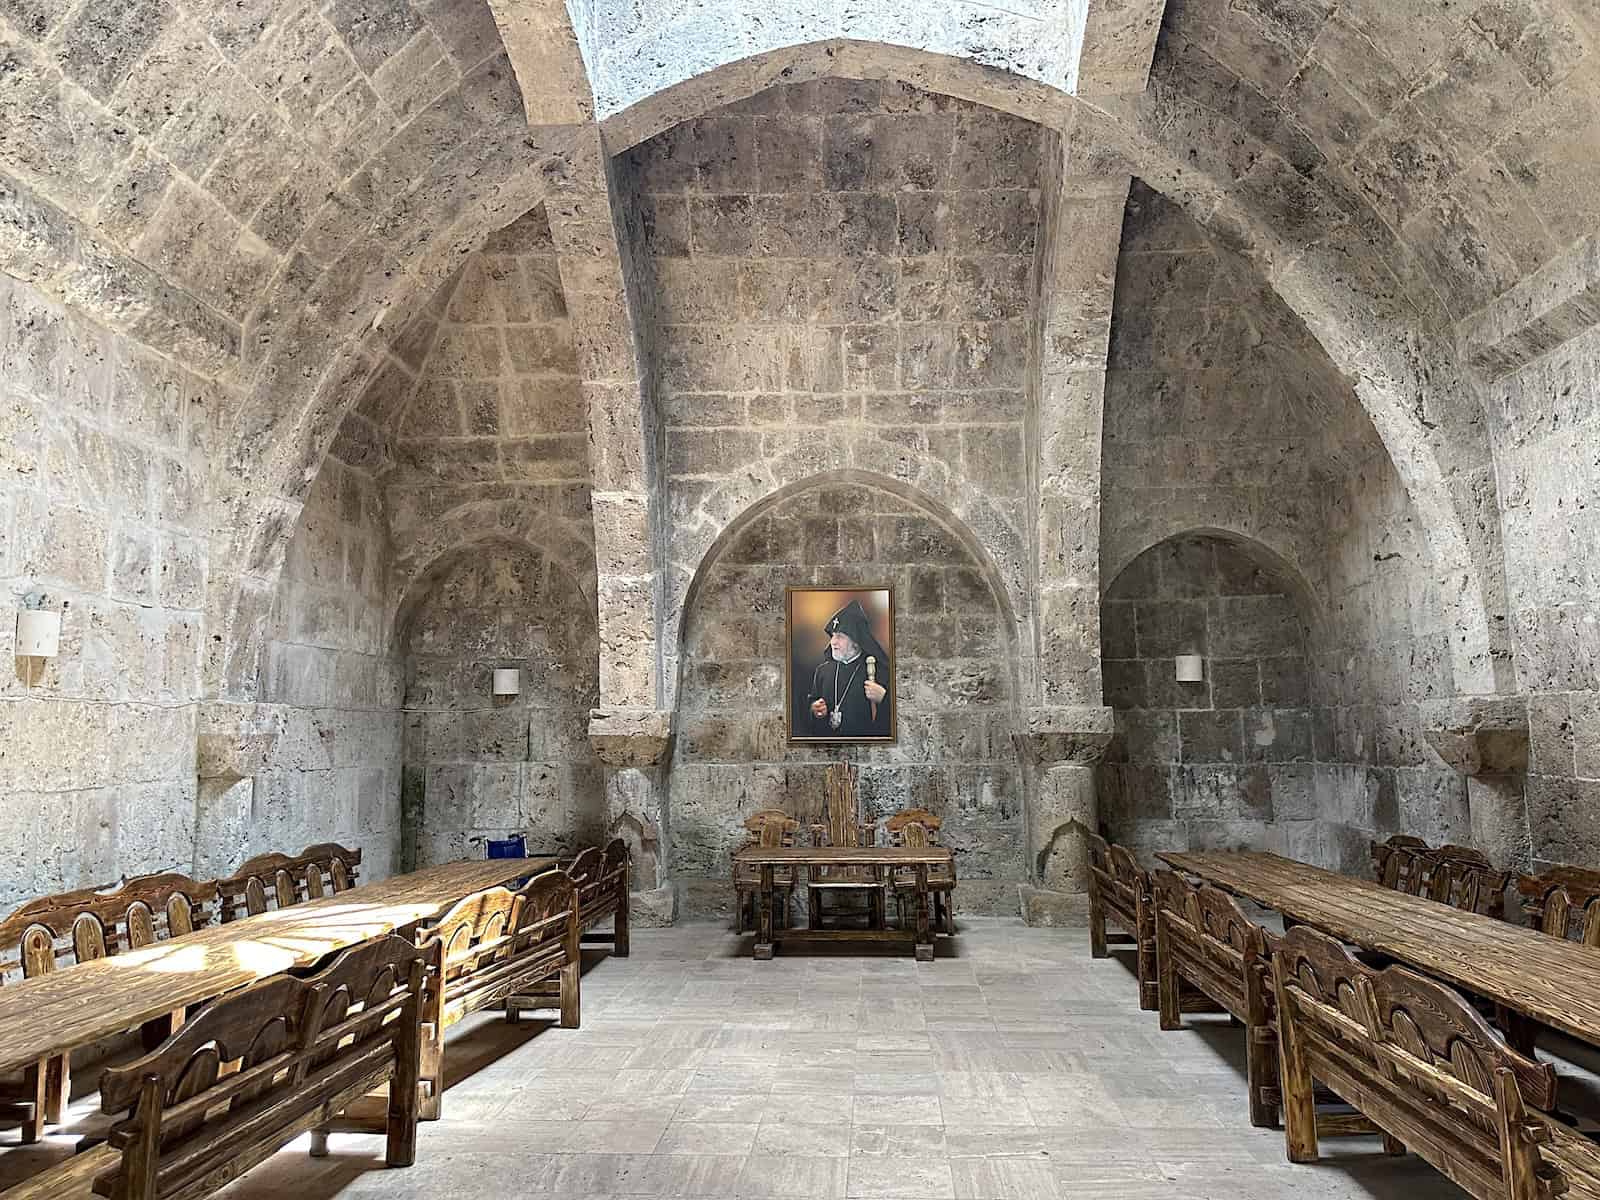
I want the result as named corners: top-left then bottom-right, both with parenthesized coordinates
top-left (846, 1156), bottom-right (956, 1199)
top-left (655, 1122), bottom-right (760, 1155)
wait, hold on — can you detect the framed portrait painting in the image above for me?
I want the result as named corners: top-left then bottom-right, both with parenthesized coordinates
top-left (786, 586), bottom-right (896, 744)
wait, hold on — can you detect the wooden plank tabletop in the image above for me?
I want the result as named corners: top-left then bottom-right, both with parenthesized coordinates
top-left (0, 857), bottom-right (555, 1077)
top-left (732, 846), bottom-right (954, 866)
top-left (1158, 850), bottom-right (1600, 1047)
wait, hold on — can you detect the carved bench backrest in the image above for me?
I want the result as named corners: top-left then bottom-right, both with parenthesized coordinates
top-left (93, 933), bottom-right (429, 1200)
top-left (424, 887), bottom-right (521, 986)
top-left (214, 844), bottom-right (362, 923)
top-left (1519, 867), bottom-right (1600, 924)
top-left (1534, 886), bottom-right (1600, 946)
top-left (1371, 834), bottom-right (1429, 884)
top-left (0, 873), bottom-right (219, 980)
top-left (515, 870), bottom-right (579, 965)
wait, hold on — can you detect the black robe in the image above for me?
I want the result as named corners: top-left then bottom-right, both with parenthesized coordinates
top-left (804, 653), bottom-right (891, 738)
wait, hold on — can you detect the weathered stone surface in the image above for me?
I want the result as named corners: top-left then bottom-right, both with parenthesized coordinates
top-left (588, 707), bottom-right (674, 767)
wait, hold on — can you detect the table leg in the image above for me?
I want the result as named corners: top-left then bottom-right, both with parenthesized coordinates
top-left (914, 865), bottom-right (933, 962)
top-left (755, 864), bottom-right (775, 960)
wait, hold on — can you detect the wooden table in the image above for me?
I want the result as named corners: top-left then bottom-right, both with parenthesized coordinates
top-left (1158, 850), bottom-right (1600, 1048)
top-left (732, 846), bottom-right (955, 962)
top-left (0, 857), bottom-right (554, 1079)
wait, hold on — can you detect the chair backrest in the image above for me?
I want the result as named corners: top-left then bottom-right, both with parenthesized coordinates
top-left (1382, 845), bottom-right (1432, 895)
top-left (1088, 833), bottom-right (1111, 874)
top-left (0, 873), bottom-right (219, 979)
top-left (1371, 834), bottom-right (1430, 884)
top-left (743, 808), bottom-right (795, 836)
top-left (1518, 866), bottom-right (1600, 924)
top-left (1534, 885), bottom-right (1600, 946)
top-left (214, 844), bottom-right (362, 922)
top-left (94, 933), bottom-right (431, 1200)
top-left (816, 762), bottom-right (865, 848)
top-left (885, 808), bottom-right (942, 837)
top-left (1425, 858), bottom-right (1512, 917)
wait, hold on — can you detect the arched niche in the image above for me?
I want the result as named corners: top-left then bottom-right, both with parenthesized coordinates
top-left (670, 471), bottom-right (1026, 918)
top-left (394, 536), bottom-right (601, 870)
top-left (1097, 531), bottom-right (1319, 863)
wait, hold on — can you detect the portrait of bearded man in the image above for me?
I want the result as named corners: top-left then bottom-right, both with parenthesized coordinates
top-left (803, 598), bottom-right (892, 739)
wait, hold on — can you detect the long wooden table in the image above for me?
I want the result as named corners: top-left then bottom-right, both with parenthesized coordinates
top-left (733, 846), bottom-right (955, 962)
top-left (1158, 850), bottom-right (1600, 1048)
top-left (0, 857), bottom-right (554, 1079)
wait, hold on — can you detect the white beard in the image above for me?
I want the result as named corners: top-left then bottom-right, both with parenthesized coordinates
top-left (830, 643), bottom-right (861, 664)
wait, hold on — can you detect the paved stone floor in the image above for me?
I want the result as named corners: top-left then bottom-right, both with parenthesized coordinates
top-left (6, 918), bottom-right (1473, 1198)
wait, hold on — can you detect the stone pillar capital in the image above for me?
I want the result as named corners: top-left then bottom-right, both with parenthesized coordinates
top-left (1421, 695), bottom-right (1529, 777)
top-left (1014, 706), bottom-right (1116, 765)
top-left (588, 707), bottom-right (674, 768)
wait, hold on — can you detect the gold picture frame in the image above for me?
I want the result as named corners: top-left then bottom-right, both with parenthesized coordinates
top-left (785, 586), bottom-right (897, 744)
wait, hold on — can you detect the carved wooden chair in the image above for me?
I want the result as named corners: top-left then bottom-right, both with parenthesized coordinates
top-left (885, 810), bottom-right (955, 936)
top-left (1086, 833), bottom-right (1157, 1010)
top-left (1371, 834), bottom-right (1430, 886)
top-left (807, 762), bottom-right (885, 930)
top-left (1518, 866), bottom-right (1600, 925)
top-left (564, 838), bottom-right (630, 957)
top-left (214, 843), bottom-right (362, 923)
top-left (89, 933), bottom-right (432, 1200)
top-left (733, 810), bottom-right (800, 934)
top-left (0, 872), bottom-right (218, 1143)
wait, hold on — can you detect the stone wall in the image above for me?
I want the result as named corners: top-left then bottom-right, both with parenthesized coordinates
top-left (620, 78), bottom-right (1044, 695)
top-left (672, 480), bottom-right (1021, 918)
top-left (399, 542), bottom-right (601, 867)
top-left (1099, 183), bottom-right (1467, 874)
top-left (250, 456), bottom-right (403, 881)
top-left (1468, 244), bottom-right (1600, 871)
top-left (1098, 534), bottom-right (1315, 860)
top-left (0, 274), bottom-right (220, 907)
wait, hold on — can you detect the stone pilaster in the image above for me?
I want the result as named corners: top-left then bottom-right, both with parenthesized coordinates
top-left (1014, 705), bottom-right (1115, 925)
top-left (589, 707), bottom-right (677, 926)
top-left (1422, 695), bottom-right (1532, 870)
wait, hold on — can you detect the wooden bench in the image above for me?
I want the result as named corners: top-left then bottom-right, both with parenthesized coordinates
top-left (1519, 866), bottom-right (1600, 926)
top-left (1087, 834), bottom-right (1156, 1011)
top-left (413, 871), bottom-right (580, 1118)
top-left (83, 932), bottom-right (431, 1200)
top-left (0, 873), bottom-right (218, 1143)
top-left (214, 843), bottom-right (362, 923)
top-left (1380, 844), bottom-right (1510, 918)
top-left (1273, 924), bottom-right (1600, 1199)
top-left (1370, 834), bottom-right (1429, 884)
top-left (1153, 870), bottom-right (1276, 1126)
top-left (565, 839), bottom-right (630, 957)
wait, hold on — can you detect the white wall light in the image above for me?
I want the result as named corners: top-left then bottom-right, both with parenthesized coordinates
top-left (1175, 654), bottom-right (1204, 683)
top-left (16, 608), bottom-right (61, 657)
top-left (492, 668), bottom-right (522, 696)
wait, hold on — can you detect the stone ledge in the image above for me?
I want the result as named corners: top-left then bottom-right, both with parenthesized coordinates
top-left (1014, 706), bottom-right (1116, 764)
top-left (1019, 885), bottom-right (1091, 928)
top-left (631, 883), bottom-right (677, 928)
top-left (1421, 694), bottom-right (1530, 776)
top-left (588, 707), bottom-right (674, 767)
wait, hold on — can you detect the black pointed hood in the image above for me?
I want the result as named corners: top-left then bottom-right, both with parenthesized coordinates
top-left (823, 599), bottom-right (887, 665)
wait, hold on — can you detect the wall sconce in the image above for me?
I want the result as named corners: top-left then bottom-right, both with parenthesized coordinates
top-left (16, 606), bottom-right (61, 658)
top-left (1175, 654), bottom-right (1204, 683)
top-left (492, 668), bottom-right (522, 696)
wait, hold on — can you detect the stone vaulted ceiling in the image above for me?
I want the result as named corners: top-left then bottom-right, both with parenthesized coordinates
top-left (2, 0), bottom-right (1596, 702)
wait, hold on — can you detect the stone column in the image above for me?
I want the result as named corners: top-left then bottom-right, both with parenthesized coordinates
top-left (1015, 706), bottom-right (1115, 925)
top-left (1020, 139), bottom-right (1128, 924)
top-left (1422, 695), bottom-right (1532, 869)
top-left (589, 707), bottom-right (677, 926)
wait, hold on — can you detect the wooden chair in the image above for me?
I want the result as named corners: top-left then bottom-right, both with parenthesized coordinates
top-left (1371, 834), bottom-right (1429, 885)
top-left (885, 810), bottom-right (955, 936)
top-left (413, 871), bottom-right (580, 1117)
top-left (1087, 833), bottom-right (1157, 1011)
top-left (733, 811), bottom-right (800, 934)
top-left (1271, 924), bottom-right (1600, 1200)
top-left (807, 762), bottom-right (885, 930)
top-left (0, 873), bottom-right (218, 1144)
top-left (565, 838), bottom-right (630, 957)
top-left (214, 843), bottom-right (362, 923)
top-left (1518, 866), bottom-right (1600, 925)
top-left (88, 932), bottom-right (432, 1200)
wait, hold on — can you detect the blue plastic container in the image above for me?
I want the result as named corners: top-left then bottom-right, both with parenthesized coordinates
top-left (485, 834), bottom-right (526, 859)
